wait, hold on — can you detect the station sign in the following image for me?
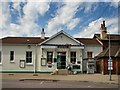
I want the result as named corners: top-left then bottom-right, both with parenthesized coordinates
top-left (108, 58), bottom-right (113, 70)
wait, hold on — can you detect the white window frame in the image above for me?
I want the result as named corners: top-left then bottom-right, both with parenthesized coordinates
top-left (26, 51), bottom-right (33, 64)
top-left (10, 51), bottom-right (15, 62)
top-left (70, 52), bottom-right (76, 63)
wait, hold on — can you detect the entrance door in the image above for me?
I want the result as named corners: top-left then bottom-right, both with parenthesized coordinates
top-left (57, 52), bottom-right (66, 69)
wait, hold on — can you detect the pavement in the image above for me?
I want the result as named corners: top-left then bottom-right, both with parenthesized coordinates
top-left (0, 73), bottom-right (119, 85)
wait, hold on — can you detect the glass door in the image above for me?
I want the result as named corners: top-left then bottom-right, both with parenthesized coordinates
top-left (57, 52), bottom-right (66, 69)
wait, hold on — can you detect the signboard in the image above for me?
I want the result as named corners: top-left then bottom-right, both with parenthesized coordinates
top-left (108, 58), bottom-right (113, 70)
top-left (20, 60), bottom-right (25, 68)
top-left (41, 58), bottom-right (46, 66)
top-left (58, 44), bottom-right (71, 48)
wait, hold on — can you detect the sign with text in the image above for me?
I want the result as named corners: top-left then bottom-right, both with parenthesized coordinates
top-left (108, 58), bottom-right (113, 70)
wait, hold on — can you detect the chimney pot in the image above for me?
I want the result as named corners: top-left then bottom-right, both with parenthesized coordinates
top-left (41, 28), bottom-right (45, 39)
top-left (42, 28), bottom-right (44, 32)
top-left (103, 20), bottom-right (105, 27)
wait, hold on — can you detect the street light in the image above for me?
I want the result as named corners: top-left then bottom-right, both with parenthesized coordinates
top-left (108, 32), bottom-right (112, 81)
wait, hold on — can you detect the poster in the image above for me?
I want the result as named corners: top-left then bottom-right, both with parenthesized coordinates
top-left (20, 60), bottom-right (25, 68)
top-left (41, 58), bottom-right (46, 66)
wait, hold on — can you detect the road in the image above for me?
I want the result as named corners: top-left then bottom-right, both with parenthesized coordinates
top-left (1, 79), bottom-right (119, 88)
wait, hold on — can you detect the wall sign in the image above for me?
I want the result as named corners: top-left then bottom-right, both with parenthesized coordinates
top-left (108, 58), bottom-right (113, 70)
top-left (41, 58), bottom-right (46, 66)
top-left (20, 60), bottom-right (25, 68)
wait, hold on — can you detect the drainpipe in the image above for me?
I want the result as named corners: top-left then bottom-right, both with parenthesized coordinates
top-left (33, 44), bottom-right (38, 76)
top-left (81, 49), bottom-right (84, 73)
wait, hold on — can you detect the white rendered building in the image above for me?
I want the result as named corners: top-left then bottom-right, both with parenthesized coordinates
top-left (0, 30), bottom-right (102, 73)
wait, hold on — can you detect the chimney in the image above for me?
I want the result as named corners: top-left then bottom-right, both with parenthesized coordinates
top-left (41, 28), bottom-right (45, 39)
top-left (100, 21), bottom-right (107, 39)
top-left (103, 20), bottom-right (105, 27)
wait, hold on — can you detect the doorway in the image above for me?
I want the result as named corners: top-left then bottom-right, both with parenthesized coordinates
top-left (57, 52), bottom-right (66, 69)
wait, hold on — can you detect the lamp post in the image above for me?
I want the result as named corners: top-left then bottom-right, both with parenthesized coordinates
top-left (108, 32), bottom-right (112, 81)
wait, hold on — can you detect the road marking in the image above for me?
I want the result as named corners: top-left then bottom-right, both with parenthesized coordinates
top-left (40, 81), bottom-right (44, 85)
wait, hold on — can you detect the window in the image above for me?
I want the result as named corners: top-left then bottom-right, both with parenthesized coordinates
top-left (87, 52), bottom-right (93, 58)
top-left (0, 51), bottom-right (1, 63)
top-left (47, 52), bottom-right (53, 64)
top-left (10, 51), bottom-right (14, 62)
top-left (26, 51), bottom-right (32, 64)
top-left (70, 52), bottom-right (76, 64)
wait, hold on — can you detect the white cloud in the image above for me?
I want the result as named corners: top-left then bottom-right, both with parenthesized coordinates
top-left (45, 2), bottom-right (82, 36)
top-left (35, 2), bottom-right (50, 16)
top-left (83, 2), bottom-right (95, 13)
top-left (0, 2), bottom-right (11, 38)
top-left (12, 2), bottom-right (21, 12)
top-left (67, 18), bottom-right (80, 30)
top-left (45, 2), bottom-right (101, 36)
top-left (106, 17), bottom-right (118, 34)
top-left (73, 17), bottom-right (118, 38)
top-left (1, 2), bottom-right (50, 38)
top-left (19, 2), bottom-right (50, 36)
top-left (109, 2), bottom-right (118, 8)
top-left (1, 1), bottom-right (118, 39)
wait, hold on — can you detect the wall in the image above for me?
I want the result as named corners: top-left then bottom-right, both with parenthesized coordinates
top-left (101, 57), bottom-right (120, 75)
top-left (0, 44), bottom-right (37, 72)
top-left (83, 45), bottom-right (102, 58)
top-left (38, 48), bottom-right (83, 72)
top-left (45, 33), bottom-right (80, 45)
top-left (82, 45), bottom-right (102, 72)
top-left (0, 44), bottom-right (83, 73)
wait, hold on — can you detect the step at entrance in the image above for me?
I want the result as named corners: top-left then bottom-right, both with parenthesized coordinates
top-left (51, 69), bottom-right (72, 75)
top-left (58, 69), bottom-right (68, 75)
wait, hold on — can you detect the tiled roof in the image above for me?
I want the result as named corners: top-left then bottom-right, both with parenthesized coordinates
top-left (95, 46), bottom-right (120, 58)
top-left (1, 36), bottom-right (102, 45)
top-left (94, 34), bottom-right (120, 40)
top-left (1, 37), bottom-right (48, 44)
top-left (75, 38), bottom-right (102, 45)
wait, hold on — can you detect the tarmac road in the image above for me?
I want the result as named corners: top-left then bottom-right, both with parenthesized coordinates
top-left (1, 79), bottom-right (119, 88)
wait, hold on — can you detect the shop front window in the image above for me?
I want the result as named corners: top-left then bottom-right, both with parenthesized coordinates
top-left (70, 52), bottom-right (76, 64)
top-left (47, 52), bottom-right (53, 64)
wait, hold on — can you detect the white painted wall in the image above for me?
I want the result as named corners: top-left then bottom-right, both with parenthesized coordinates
top-left (1, 45), bottom-right (37, 72)
top-left (83, 45), bottom-right (102, 58)
top-left (45, 33), bottom-right (80, 45)
top-left (0, 44), bottom-right (83, 73)
top-left (82, 45), bottom-right (102, 72)
top-left (0, 42), bottom-right (102, 73)
top-left (38, 48), bottom-right (83, 72)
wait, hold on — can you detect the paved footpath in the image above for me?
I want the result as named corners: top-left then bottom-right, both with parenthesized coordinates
top-left (0, 73), bottom-right (119, 85)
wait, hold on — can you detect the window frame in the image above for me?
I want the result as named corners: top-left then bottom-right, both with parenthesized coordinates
top-left (87, 51), bottom-right (93, 58)
top-left (10, 51), bottom-right (15, 62)
top-left (26, 51), bottom-right (32, 64)
top-left (47, 52), bottom-right (53, 64)
top-left (70, 52), bottom-right (76, 64)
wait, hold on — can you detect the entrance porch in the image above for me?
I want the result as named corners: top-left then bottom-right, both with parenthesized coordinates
top-left (40, 44), bottom-right (84, 73)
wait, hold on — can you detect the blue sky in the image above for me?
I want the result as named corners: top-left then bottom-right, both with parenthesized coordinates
top-left (0, 0), bottom-right (119, 38)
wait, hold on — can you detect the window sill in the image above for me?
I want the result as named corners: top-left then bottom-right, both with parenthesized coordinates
top-left (10, 61), bottom-right (15, 63)
top-left (26, 63), bottom-right (33, 66)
